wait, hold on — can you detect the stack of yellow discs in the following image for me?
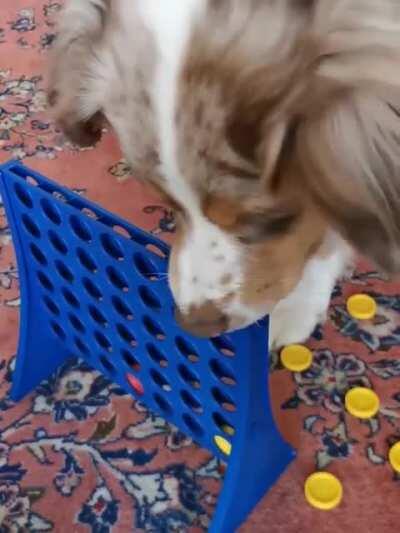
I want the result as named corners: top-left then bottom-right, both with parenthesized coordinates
top-left (281, 345), bottom-right (313, 372)
top-left (304, 472), bottom-right (343, 511)
top-left (345, 387), bottom-right (380, 419)
top-left (347, 294), bottom-right (377, 320)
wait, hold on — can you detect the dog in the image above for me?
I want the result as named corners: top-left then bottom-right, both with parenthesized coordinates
top-left (48, 0), bottom-right (400, 347)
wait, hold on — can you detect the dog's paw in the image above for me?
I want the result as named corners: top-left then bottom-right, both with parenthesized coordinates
top-left (269, 304), bottom-right (327, 350)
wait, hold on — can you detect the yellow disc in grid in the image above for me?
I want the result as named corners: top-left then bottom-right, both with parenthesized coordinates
top-left (389, 442), bottom-right (400, 473)
top-left (305, 472), bottom-right (343, 511)
top-left (214, 435), bottom-right (232, 456)
top-left (281, 345), bottom-right (313, 372)
top-left (347, 294), bottom-right (377, 320)
top-left (221, 424), bottom-right (235, 436)
top-left (345, 387), bottom-right (380, 419)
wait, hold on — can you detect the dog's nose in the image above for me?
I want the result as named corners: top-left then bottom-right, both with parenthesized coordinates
top-left (175, 301), bottom-right (228, 338)
top-left (57, 111), bottom-right (104, 148)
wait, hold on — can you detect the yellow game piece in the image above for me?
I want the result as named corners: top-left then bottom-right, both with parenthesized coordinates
top-left (221, 424), bottom-right (235, 436)
top-left (389, 442), bottom-right (400, 473)
top-left (214, 435), bottom-right (232, 456)
top-left (304, 472), bottom-right (343, 511)
top-left (347, 294), bottom-right (377, 320)
top-left (345, 387), bottom-right (380, 419)
top-left (281, 345), bottom-right (313, 372)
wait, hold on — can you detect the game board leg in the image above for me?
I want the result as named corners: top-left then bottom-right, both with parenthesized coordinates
top-left (209, 322), bottom-right (296, 532)
top-left (10, 309), bottom-right (71, 401)
top-left (210, 428), bottom-right (294, 532)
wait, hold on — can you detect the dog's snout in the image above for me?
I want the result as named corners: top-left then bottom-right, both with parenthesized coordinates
top-left (54, 111), bottom-right (104, 148)
top-left (175, 301), bottom-right (228, 338)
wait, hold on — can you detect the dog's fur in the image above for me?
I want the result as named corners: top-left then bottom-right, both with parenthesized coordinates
top-left (49, 0), bottom-right (400, 346)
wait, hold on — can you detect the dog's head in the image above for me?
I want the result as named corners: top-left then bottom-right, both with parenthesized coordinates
top-left (49, 0), bottom-right (400, 337)
top-left (167, 0), bottom-right (400, 336)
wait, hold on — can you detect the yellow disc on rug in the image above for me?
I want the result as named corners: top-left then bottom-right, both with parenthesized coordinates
top-left (214, 435), bottom-right (232, 456)
top-left (281, 345), bottom-right (313, 372)
top-left (345, 387), bottom-right (380, 419)
top-left (347, 294), bottom-right (377, 320)
top-left (305, 472), bottom-right (343, 511)
top-left (389, 442), bottom-right (400, 473)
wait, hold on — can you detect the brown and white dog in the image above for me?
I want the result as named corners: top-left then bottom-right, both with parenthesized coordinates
top-left (49, 0), bottom-right (400, 347)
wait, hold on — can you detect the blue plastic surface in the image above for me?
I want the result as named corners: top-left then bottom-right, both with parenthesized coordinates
top-left (0, 160), bottom-right (295, 532)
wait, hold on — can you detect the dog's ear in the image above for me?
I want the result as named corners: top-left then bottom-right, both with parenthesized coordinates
top-left (296, 85), bottom-right (400, 273)
top-left (292, 0), bottom-right (400, 273)
top-left (47, 0), bottom-right (108, 147)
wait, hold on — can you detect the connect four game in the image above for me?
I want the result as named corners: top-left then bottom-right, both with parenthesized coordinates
top-left (0, 160), bottom-right (295, 532)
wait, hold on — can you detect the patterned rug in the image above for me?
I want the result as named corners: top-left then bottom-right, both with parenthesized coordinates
top-left (1, 2), bottom-right (400, 532)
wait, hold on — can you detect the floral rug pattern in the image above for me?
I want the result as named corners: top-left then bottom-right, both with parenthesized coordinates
top-left (1, 2), bottom-right (400, 532)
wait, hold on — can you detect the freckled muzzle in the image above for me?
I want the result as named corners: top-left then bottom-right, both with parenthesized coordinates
top-left (175, 301), bottom-right (229, 338)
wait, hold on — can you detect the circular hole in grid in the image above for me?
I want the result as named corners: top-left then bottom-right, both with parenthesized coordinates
top-left (211, 336), bottom-right (236, 357)
top-left (213, 412), bottom-right (235, 436)
top-left (55, 260), bottom-right (74, 283)
top-left (113, 225), bottom-right (131, 239)
top-left (150, 368), bottom-right (172, 392)
top-left (75, 337), bottom-right (89, 356)
top-left (143, 316), bottom-right (166, 341)
top-left (82, 277), bottom-right (103, 301)
top-left (89, 305), bottom-right (108, 327)
top-left (68, 313), bottom-right (86, 333)
top-left (212, 387), bottom-right (237, 412)
top-left (106, 266), bottom-right (129, 292)
top-left (81, 207), bottom-right (98, 220)
top-left (139, 286), bottom-right (161, 310)
top-left (133, 253), bottom-right (159, 281)
top-left (48, 230), bottom-right (68, 255)
top-left (178, 364), bottom-right (201, 390)
top-left (41, 198), bottom-right (61, 225)
top-left (77, 248), bottom-right (98, 273)
top-left (22, 214), bottom-right (40, 238)
top-left (94, 331), bottom-right (112, 352)
top-left (153, 393), bottom-right (172, 415)
top-left (116, 323), bottom-right (137, 347)
top-left (126, 373), bottom-right (145, 395)
top-left (52, 191), bottom-right (68, 203)
top-left (26, 175), bottom-right (39, 186)
top-left (175, 337), bottom-right (200, 363)
top-left (100, 233), bottom-right (124, 261)
top-left (182, 413), bottom-right (204, 437)
top-left (111, 296), bottom-right (133, 320)
top-left (51, 321), bottom-right (66, 341)
top-left (146, 343), bottom-right (168, 368)
top-left (14, 182), bottom-right (33, 208)
top-left (121, 349), bottom-right (141, 372)
top-left (30, 243), bottom-right (47, 266)
top-left (37, 271), bottom-right (54, 292)
top-left (62, 287), bottom-right (80, 308)
top-left (210, 359), bottom-right (237, 387)
top-left (69, 215), bottom-right (92, 242)
top-left (146, 243), bottom-right (167, 258)
top-left (180, 389), bottom-right (203, 414)
top-left (42, 295), bottom-right (59, 316)
top-left (99, 355), bottom-right (115, 375)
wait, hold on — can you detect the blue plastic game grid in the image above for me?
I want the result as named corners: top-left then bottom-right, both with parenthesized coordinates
top-left (0, 160), bottom-right (295, 532)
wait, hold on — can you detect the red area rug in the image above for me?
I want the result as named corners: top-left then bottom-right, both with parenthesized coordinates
top-left (1, 2), bottom-right (399, 532)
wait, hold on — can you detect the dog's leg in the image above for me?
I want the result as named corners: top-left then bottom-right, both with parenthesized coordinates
top-left (270, 233), bottom-right (352, 349)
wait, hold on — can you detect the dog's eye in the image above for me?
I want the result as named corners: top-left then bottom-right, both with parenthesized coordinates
top-left (236, 211), bottom-right (299, 244)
